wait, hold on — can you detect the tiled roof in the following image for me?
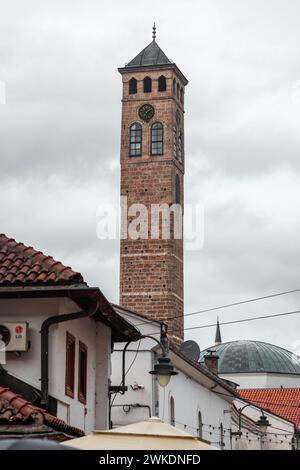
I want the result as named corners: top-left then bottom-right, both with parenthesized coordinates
top-left (0, 386), bottom-right (84, 437)
top-left (0, 234), bottom-right (84, 286)
top-left (239, 389), bottom-right (300, 428)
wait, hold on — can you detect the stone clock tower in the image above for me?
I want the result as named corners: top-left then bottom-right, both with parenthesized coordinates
top-left (118, 26), bottom-right (188, 344)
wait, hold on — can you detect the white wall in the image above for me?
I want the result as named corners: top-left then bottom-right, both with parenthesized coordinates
top-left (111, 311), bottom-right (233, 450)
top-left (220, 372), bottom-right (300, 389)
top-left (0, 297), bottom-right (111, 434)
top-left (159, 363), bottom-right (232, 450)
top-left (233, 398), bottom-right (295, 451)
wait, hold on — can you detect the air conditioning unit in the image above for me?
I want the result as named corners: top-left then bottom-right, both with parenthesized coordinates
top-left (0, 322), bottom-right (28, 352)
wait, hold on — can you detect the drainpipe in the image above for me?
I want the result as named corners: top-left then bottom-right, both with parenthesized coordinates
top-left (40, 300), bottom-right (98, 407)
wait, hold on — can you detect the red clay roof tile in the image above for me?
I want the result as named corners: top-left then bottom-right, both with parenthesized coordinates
top-left (239, 389), bottom-right (300, 428)
top-left (0, 234), bottom-right (84, 286)
top-left (0, 386), bottom-right (84, 437)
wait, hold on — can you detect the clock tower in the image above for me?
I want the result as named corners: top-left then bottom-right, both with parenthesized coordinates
top-left (118, 25), bottom-right (188, 344)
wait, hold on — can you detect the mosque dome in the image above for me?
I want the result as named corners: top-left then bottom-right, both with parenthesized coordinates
top-left (200, 340), bottom-right (300, 375)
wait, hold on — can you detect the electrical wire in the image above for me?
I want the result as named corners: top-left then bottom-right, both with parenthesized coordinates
top-left (145, 307), bottom-right (300, 336)
top-left (110, 339), bottom-right (141, 407)
top-left (133, 287), bottom-right (300, 327)
top-left (184, 308), bottom-right (300, 332)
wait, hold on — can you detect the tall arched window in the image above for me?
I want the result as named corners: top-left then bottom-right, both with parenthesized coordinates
top-left (175, 174), bottom-right (180, 204)
top-left (129, 78), bottom-right (137, 95)
top-left (177, 83), bottom-right (180, 98)
top-left (180, 87), bottom-right (184, 103)
top-left (143, 76), bottom-right (152, 93)
top-left (129, 123), bottom-right (142, 156)
top-left (170, 396), bottom-right (175, 427)
top-left (173, 79), bottom-right (176, 95)
top-left (151, 122), bottom-right (164, 155)
top-left (158, 75), bottom-right (167, 92)
top-left (198, 411), bottom-right (203, 439)
top-left (173, 125), bottom-right (177, 158)
top-left (178, 131), bottom-right (182, 162)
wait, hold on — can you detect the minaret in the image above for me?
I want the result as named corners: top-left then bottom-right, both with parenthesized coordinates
top-left (118, 26), bottom-right (188, 344)
top-left (215, 318), bottom-right (222, 346)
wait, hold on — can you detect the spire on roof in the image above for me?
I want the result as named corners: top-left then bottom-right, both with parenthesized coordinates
top-left (215, 317), bottom-right (222, 345)
top-left (152, 22), bottom-right (156, 41)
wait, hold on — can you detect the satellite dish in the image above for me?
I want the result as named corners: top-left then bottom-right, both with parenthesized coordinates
top-left (180, 340), bottom-right (200, 362)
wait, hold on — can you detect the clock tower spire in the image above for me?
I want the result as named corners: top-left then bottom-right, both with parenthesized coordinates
top-left (118, 31), bottom-right (188, 345)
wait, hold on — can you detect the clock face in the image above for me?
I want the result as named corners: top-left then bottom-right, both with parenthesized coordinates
top-left (176, 109), bottom-right (181, 125)
top-left (138, 104), bottom-right (155, 123)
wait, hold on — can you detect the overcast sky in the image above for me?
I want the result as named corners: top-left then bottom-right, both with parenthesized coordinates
top-left (1, 0), bottom-right (300, 353)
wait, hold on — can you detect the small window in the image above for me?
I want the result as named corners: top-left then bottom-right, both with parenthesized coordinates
top-left (130, 123), bottom-right (142, 156)
top-left (129, 78), bottom-right (137, 95)
top-left (198, 411), bottom-right (203, 439)
top-left (143, 76), bottom-right (152, 93)
top-left (175, 174), bottom-right (180, 204)
top-left (177, 83), bottom-right (180, 98)
top-left (151, 122), bottom-right (164, 155)
top-left (78, 342), bottom-right (87, 404)
top-left (173, 125), bottom-right (177, 158)
top-left (173, 79), bottom-right (176, 95)
top-left (178, 131), bottom-right (183, 162)
top-left (158, 75), bottom-right (167, 92)
top-left (65, 332), bottom-right (75, 398)
top-left (180, 87), bottom-right (184, 103)
top-left (170, 396), bottom-right (175, 427)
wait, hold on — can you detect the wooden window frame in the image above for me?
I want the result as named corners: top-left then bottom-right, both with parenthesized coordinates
top-left (129, 123), bottom-right (142, 157)
top-left (78, 341), bottom-right (88, 405)
top-left (151, 122), bottom-right (164, 156)
top-left (65, 332), bottom-right (76, 399)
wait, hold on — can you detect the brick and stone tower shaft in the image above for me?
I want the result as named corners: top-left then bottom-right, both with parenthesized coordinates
top-left (118, 32), bottom-right (188, 344)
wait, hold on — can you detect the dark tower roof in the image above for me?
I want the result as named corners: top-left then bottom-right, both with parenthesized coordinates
top-left (126, 40), bottom-right (172, 68)
top-left (118, 24), bottom-right (188, 85)
top-left (215, 318), bottom-right (222, 345)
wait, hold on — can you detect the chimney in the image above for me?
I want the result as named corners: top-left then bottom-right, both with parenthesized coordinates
top-left (204, 349), bottom-right (219, 375)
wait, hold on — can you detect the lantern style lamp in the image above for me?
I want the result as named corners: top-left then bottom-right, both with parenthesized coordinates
top-left (149, 356), bottom-right (178, 387)
top-left (256, 414), bottom-right (270, 434)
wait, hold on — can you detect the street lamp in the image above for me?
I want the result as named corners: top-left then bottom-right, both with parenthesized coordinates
top-left (111, 333), bottom-right (178, 395)
top-left (234, 404), bottom-right (270, 437)
top-left (256, 414), bottom-right (270, 434)
top-left (149, 356), bottom-right (178, 387)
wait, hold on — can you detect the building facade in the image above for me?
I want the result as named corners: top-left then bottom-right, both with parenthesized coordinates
top-left (119, 28), bottom-right (188, 344)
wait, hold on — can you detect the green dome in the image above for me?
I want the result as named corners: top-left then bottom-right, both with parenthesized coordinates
top-left (200, 340), bottom-right (300, 375)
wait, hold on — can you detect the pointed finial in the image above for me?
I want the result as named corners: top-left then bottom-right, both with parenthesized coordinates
top-left (215, 317), bottom-right (222, 345)
top-left (152, 22), bottom-right (156, 41)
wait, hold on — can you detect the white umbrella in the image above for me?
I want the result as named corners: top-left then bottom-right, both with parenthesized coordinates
top-left (64, 417), bottom-right (218, 450)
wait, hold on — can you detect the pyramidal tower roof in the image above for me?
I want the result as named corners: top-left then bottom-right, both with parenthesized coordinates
top-left (119, 23), bottom-right (188, 85)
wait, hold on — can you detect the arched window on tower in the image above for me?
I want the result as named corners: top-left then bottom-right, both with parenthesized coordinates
top-left (129, 78), bottom-right (137, 95)
top-left (173, 79), bottom-right (176, 95)
top-left (180, 87), bottom-right (184, 103)
top-left (170, 396), bottom-right (175, 427)
top-left (158, 75), bottom-right (167, 92)
top-left (173, 124), bottom-right (177, 158)
top-left (151, 122), bottom-right (164, 155)
top-left (178, 131), bottom-right (183, 162)
top-left (175, 174), bottom-right (180, 204)
top-left (129, 123), bottom-right (142, 157)
top-left (143, 76), bottom-right (152, 93)
top-left (198, 411), bottom-right (203, 439)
